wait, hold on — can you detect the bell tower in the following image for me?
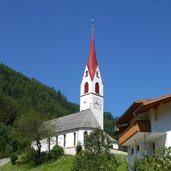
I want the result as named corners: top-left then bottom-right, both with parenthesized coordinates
top-left (80, 20), bottom-right (104, 130)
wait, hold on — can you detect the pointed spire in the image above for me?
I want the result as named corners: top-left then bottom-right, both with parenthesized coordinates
top-left (87, 19), bottom-right (98, 80)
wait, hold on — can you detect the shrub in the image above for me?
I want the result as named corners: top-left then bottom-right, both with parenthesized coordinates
top-left (10, 153), bottom-right (18, 165)
top-left (23, 147), bottom-right (42, 166)
top-left (76, 142), bottom-right (82, 154)
top-left (71, 152), bottom-right (85, 171)
top-left (71, 128), bottom-right (120, 171)
top-left (16, 154), bottom-right (27, 165)
top-left (132, 147), bottom-right (171, 171)
top-left (49, 145), bottom-right (64, 160)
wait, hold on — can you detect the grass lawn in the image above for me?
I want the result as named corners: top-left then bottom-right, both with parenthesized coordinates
top-left (0, 155), bottom-right (74, 171)
top-left (0, 155), bottom-right (127, 171)
top-left (117, 161), bottom-right (128, 171)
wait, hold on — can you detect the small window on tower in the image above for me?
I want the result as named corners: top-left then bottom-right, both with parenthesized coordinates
top-left (84, 82), bottom-right (89, 94)
top-left (95, 82), bottom-right (99, 94)
top-left (85, 70), bottom-right (88, 77)
top-left (96, 71), bottom-right (99, 78)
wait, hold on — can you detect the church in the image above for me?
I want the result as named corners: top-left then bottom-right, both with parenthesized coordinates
top-left (39, 22), bottom-right (118, 155)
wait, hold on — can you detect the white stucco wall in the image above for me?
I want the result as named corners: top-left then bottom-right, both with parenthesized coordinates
top-left (112, 143), bottom-right (119, 150)
top-left (127, 141), bottom-right (154, 167)
top-left (37, 128), bottom-right (92, 154)
top-left (150, 102), bottom-right (171, 133)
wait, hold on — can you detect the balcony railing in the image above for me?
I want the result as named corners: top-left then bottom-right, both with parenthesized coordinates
top-left (119, 120), bottom-right (151, 145)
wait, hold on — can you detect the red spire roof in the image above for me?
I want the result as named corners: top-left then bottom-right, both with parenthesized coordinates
top-left (87, 19), bottom-right (98, 80)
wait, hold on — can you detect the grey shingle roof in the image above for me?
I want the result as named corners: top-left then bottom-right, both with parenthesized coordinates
top-left (107, 134), bottom-right (118, 143)
top-left (46, 109), bottom-right (100, 133)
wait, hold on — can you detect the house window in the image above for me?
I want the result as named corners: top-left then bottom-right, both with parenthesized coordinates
top-left (84, 131), bottom-right (88, 142)
top-left (64, 134), bottom-right (66, 147)
top-left (153, 143), bottom-right (155, 151)
top-left (131, 148), bottom-right (134, 155)
top-left (137, 145), bottom-right (139, 152)
top-left (74, 132), bottom-right (76, 146)
top-left (95, 82), bottom-right (99, 94)
top-left (84, 82), bottom-right (89, 94)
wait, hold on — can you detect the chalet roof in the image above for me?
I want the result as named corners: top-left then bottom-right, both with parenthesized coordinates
top-left (87, 21), bottom-right (98, 80)
top-left (47, 109), bottom-right (101, 133)
top-left (117, 94), bottom-right (171, 125)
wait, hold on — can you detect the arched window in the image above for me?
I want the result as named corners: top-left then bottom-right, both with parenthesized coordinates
top-left (56, 136), bottom-right (58, 145)
top-left (85, 70), bottom-right (88, 77)
top-left (74, 132), bottom-right (76, 146)
top-left (48, 138), bottom-right (50, 151)
top-left (84, 131), bottom-right (88, 142)
top-left (95, 82), bottom-right (99, 94)
top-left (84, 82), bottom-right (89, 94)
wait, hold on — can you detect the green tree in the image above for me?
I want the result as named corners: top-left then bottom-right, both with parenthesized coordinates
top-left (104, 112), bottom-right (118, 138)
top-left (71, 128), bottom-right (120, 171)
top-left (132, 147), bottom-right (171, 171)
top-left (12, 111), bottom-right (53, 157)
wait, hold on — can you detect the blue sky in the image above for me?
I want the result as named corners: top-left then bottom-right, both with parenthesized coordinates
top-left (0, 0), bottom-right (171, 117)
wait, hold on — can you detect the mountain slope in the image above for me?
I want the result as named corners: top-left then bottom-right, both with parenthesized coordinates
top-left (0, 63), bottom-right (79, 125)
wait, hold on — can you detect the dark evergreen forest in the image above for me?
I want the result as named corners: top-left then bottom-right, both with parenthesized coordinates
top-left (0, 63), bottom-right (117, 158)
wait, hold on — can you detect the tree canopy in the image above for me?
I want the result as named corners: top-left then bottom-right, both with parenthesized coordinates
top-left (71, 128), bottom-right (120, 171)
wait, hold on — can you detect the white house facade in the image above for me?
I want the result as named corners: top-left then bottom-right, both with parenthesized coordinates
top-left (116, 94), bottom-right (171, 168)
top-left (35, 23), bottom-right (118, 155)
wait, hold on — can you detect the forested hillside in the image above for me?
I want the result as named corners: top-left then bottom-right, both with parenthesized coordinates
top-left (0, 63), bottom-right (79, 126)
top-left (0, 63), bottom-right (118, 159)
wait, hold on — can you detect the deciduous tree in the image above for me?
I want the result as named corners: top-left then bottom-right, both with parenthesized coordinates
top-left (71, 128), bottom-right (120, 171)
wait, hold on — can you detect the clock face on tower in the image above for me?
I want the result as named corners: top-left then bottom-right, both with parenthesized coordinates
top-left (93, 97), bottom-right (102, 110)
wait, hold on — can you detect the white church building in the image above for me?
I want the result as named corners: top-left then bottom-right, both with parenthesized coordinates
top-left (116, 94), bottom-right (171, 167)
top-left (39, 23), bottom-right (118, 154)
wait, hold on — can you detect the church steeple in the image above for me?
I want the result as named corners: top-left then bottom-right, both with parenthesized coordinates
top-left (80, 20), bottom-right (104, 130)
top-left (87, 20), bottom-right (98, 80)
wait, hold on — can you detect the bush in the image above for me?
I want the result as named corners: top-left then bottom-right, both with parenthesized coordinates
top-left (76, 142), bottom-right (82, 154)
top-left (10, 153), bottom-right (18, 165)
top-left (71, 152), bottom-right (85, 171)
top-left (16, 154), bottom-right (27, 165)
top-left (132, 147), bottom-right (171, 171)
top-left (23, 147), bottom-right (42, 167)
top-left (49, 145), bottom-right (64, 160)
top-left (71, 128), bottom-right (120, 171)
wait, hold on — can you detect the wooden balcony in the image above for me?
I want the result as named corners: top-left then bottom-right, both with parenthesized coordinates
top-left (119, 120), bottom-right (151, 145)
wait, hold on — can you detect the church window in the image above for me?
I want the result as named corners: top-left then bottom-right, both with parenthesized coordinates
top-left (64, 134), bottom-right (66, 147)
top-left (84, 82), bottom-right (89, 94)
top-left (84, 131), bottom-right (88, 142)
top-left (56, 136), bottom-right (58, 145)
top-left (96, 71), bottom-right (99, 78)
top-left (95, 82), bottom-right (99, 94)
top-left (74, 132), bottom-right (76, 146)
top-left (48, 138), bottom-right (50, 151)
top-left (85, 70), bottom-right (88, 77)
